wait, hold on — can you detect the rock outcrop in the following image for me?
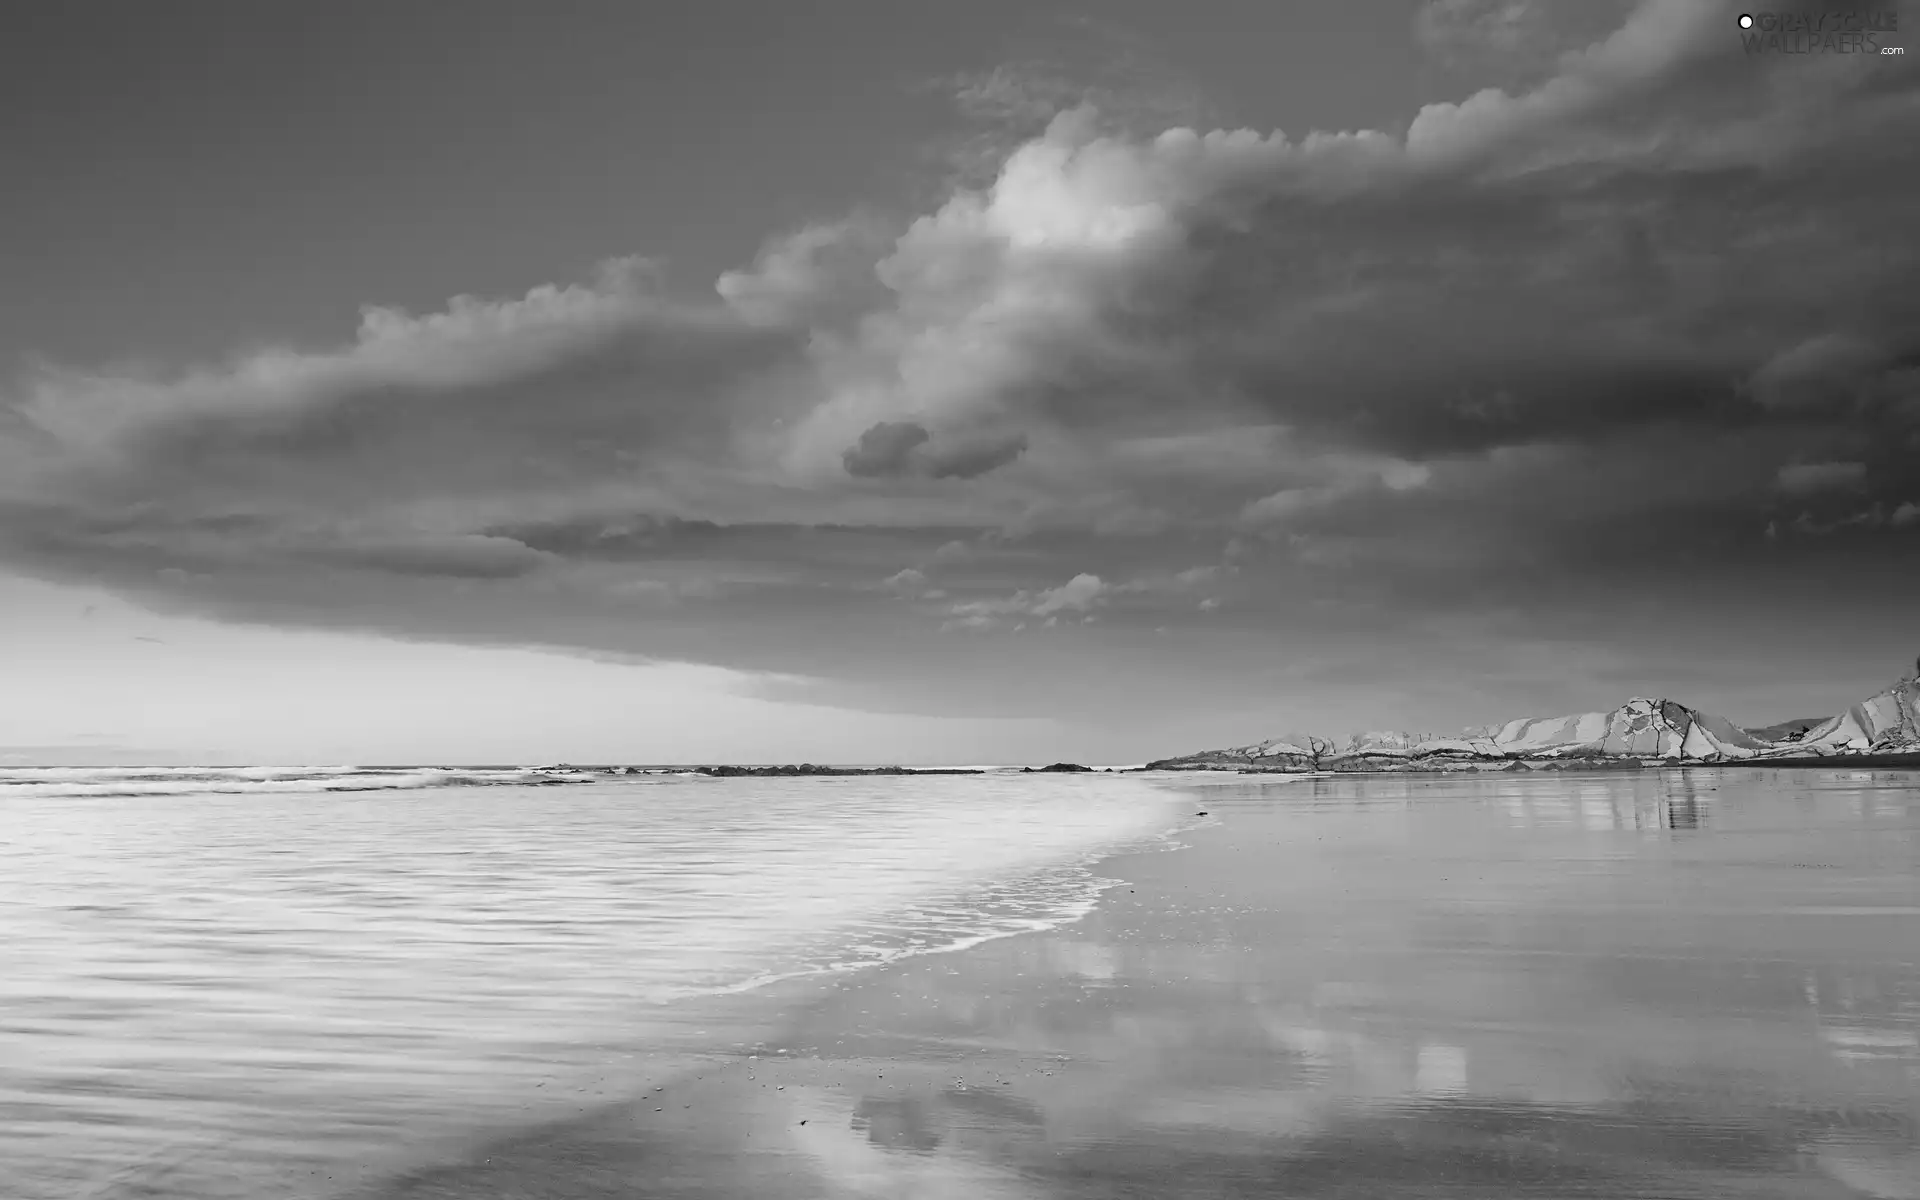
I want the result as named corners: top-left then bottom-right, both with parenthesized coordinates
top-left (1146, 669), bottom-right (1920, 773)
top-left (1769, 674), bottom-right (1920, 756)
top-left (1743, 717), bottom-right (1828, 743)
top-left (1144, 733), bottom-right (1330, 772)
top-left (1476, 698), bottom-right (1768, 761)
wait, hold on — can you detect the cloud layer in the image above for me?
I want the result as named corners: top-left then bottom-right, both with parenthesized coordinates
top-left (3, 0), bottom-right (1917, 728)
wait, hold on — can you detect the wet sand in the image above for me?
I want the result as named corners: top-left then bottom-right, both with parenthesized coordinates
top-left (360, 770), bottom-right (1920, 1199)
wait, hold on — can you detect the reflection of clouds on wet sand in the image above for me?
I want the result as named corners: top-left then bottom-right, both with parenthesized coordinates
top-left (784, 1085), bottom-right (1040, 1200)
top-left (753, 771), bottom-right (1920, 1198)
top-left (1820, 1024), bottom-right (1920, 1061)
top-left (1042, 939), bottom-right (1117, 982)
top-left (1414, 1042), bottom-right (1469, 1096)
top-left (1803, 960), bottom-right (1920, 1170)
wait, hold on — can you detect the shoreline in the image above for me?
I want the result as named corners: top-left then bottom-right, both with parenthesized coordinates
top-left (345, 769), bottom-right (1919, 1199)
top-left (340, 790), bottom-right (1210, 1198)
top-left (7, 772), bottom-right (1189, 1200)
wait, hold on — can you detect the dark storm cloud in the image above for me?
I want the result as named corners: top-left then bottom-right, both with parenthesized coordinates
top-left (843, 421), bottom-right (933, 476)
top-left (842, 421), bottom-right (1030, 480)
top-left (1, 0), bottom-right (1917, 709)
top-left (924, 429), bottom-right (1031, 479)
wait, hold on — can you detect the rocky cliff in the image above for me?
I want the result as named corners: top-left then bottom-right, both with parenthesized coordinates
top-left (1785, 675), bottom-right (1920, 756)
top-left (1146, 672), bottom-right (1920, 773)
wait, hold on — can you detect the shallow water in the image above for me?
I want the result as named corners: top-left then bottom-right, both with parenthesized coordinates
top-left (793, 767), bottom-right (1917, 1199)
top-left (5, 767), bottom-right (1918, 1199)
top-left (320, 767), bottom-right (1920, 1200)
top-left (0, 770), bottom-right (1181, 1199)
top-left (1045, 769), bottom-right (1920, 1198)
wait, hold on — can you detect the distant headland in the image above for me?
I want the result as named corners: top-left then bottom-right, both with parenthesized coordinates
top-left (1142, 667), bottom-right (1920, 775)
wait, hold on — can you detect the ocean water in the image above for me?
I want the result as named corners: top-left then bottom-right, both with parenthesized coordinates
top-left (10, 767), bottom-right (1918, 1200)
top-left (315, 766), bottom-right (1920, 1200)
top-left (0, 768), bottom-right (1187, 1200)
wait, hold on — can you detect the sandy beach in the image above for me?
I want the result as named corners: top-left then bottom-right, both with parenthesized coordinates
top-left (354, 771), bottom-right (1919, 1200)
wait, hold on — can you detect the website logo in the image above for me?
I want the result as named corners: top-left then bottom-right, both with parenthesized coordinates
top-left (1737, 10), bottom-right (1904, 54)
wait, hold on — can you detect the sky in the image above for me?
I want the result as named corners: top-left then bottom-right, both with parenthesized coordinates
top-left (1, 0), bottom-right (1916, 765)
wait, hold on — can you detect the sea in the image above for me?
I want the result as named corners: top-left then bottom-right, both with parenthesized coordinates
top-left (2, 766), bottom-right (1916, 1199)
top-left (0, 766), bottom-right (1187, 1199)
